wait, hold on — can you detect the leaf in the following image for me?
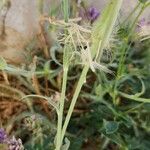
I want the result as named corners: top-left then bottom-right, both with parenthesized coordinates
top-left (102, 132), bottom-right (125, 146)
top-left (0, 57), bottom-right (7, 70)
top-left (119, 91), bottom-right (150, 103)
top-left (119, 115), bottom-right (133, 128)
top-left (50, 43), bottom-right (62, 66)
top-left (21, 95), bottom-right (59, 115)
top-left (117, 76), bottom-right (149, 103)
top-left (104, 120), bottom-right (119, 134)
top-left (61, 138), bottom-right (70, 150)
top-left (44, 60), bottom-right (52, 74)
top-left (134, 78), bottom-right (145, 97)
top-left (91, 0), bottom-right (123, 60)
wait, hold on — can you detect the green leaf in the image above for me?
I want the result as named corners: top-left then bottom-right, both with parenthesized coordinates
top-left (102, 133), bottom-right (125, 146)
top-left (61, 138), bottom-right (70, 150)
top-left (44, 60), bottom-right (52, 74)
top-left (119, 91), bottom-right (150, 103)
top-left (0, 57), bottom-right (7, 70)
top-left (21, 95), bottom-right (59, 116)
top-left (104, 120), bottom-right (119, 134)
top-left (91, 0), bottom-right (123, 60)
top-left (50, 43), bottom-right (62, 66)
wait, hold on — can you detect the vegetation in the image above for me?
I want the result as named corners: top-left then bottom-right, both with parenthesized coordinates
top-left (0, 0), bottom-right (150, 149)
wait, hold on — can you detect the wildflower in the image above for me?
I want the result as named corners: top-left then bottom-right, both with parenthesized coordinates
top-left (7, 136), bottom-right (24, 150)
top-left (88, 7), bottom-right (100, 22)
top-left (79, 6), bottom-right (100, 23)
top-left (0, 128), bottom-right (24, 150)
top-left (138, 18), bottom-right (147, 27)
top-left (0, 128), bottom-right (7, 143)
top-left (137, 18), bottom-right (150, 41)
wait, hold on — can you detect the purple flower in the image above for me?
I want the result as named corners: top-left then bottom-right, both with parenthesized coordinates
top-left (136, 18), bottom-right (150, 34)
top-left (0, 128), bottom-right (7, 143)
top-left (88, 7), bottom-right (100, 22)
top-left (138, 18), bottom-right (146, 27)
top-left (0, 128), bottom-right (24, 150)
top-left (7, 136), bottom-right (24, 150)
top-left (79, 6), bottom-right (100, 23)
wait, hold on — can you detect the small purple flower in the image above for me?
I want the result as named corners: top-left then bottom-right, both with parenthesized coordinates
top-left (88, 7), bottom-right (100, 22)
top-left (79, 6), bottom-right (100, 23)
top-left (0, 128), bottom-right (7, 143)
top-left (136, 18), bottom-right (150, 34)
top-left (138, 18), bottom-right (146, 27)
top-left (7, 136), bottom-right (24, 150)
top-left (0, 128), bottom-right (24, 150)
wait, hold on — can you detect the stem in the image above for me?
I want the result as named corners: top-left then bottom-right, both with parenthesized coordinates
top-left (121, 3), bottom-right (140, 26)
top-left (62, 0), bottom-right (69, 22)
top-left (113, 3), bottom-right (147, 105)
top-left (55, 0), bottom-right (69, 149)
top-left (61, 65), bottom-right (89, 143)
top-left (55, 44), bottom-right (70, 150)
top-left (129, 4), bottom-right (146, 36)
top-left (56, 67), bottom-right (68, 150)
top-left (112, 42), bottom-right (128, 105)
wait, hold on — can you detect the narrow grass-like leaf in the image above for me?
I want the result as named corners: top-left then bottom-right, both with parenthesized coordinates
top-left (21, 95), bottom-right (59, 115)
top-left (91, 0), bottom-right (123, 61)
top-left (62, 0), bottom-right (69, 22)
top-left (119, 92), bottom-right (150, 103)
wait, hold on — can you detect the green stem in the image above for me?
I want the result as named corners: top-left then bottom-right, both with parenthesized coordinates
top-left (112, 42), bottom-right (129, 105)
top-left (113, 3), bottom-right (147, 105)
top-left (129, 4), bottom-right (146, 36)
top-left (62, 0), bottom-right (69, 22)
top-left (55, 44), bottom-right (70, 150)
top-left (56, 67), bottom-right (68, 150)
top-left (121, 3), bottom-right (140, 26)
top-left (60, 65), bottom-right (89, 143)
top-left (55, 0), bottom-right (69, 149)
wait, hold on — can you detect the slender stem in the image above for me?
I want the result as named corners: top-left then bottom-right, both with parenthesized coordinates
top-left (113, 3), bottom-right (147, 105)
top-left (62, 0), bottom-right (69, 22)
top-left (101, 138), bottom-right (110, 150)
top-left (61, 65), bottom-right (89, 143)
top-left (56, 67), bottom-right (68, 150)
top-left (55, 45), bottom-right (70, 150)
top-left (112, 42), bottom-right (128, 105)
top-left (129, 4), bottom-right (146, 36)
top-left (121, 3), bottom-right (140, 26)
top-left (118, 3), bottom-right (147, 77)
top-left (55, 0), bottom-right (69, 149)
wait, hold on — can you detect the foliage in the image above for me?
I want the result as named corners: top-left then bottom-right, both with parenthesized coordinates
top-left (0, 0), bottom-right (150, 150)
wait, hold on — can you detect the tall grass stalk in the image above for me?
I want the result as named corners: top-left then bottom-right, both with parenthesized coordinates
top-left (62, 0), bottom-right (69, 22)
top-left (60, 65), bottom-right (89, 144)
top-left (59, 0), bottom-right (123, 148)
top-left (56, 45), bottom-right (70, 150)
top-left (55, 0), bottom-right (69, 149)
